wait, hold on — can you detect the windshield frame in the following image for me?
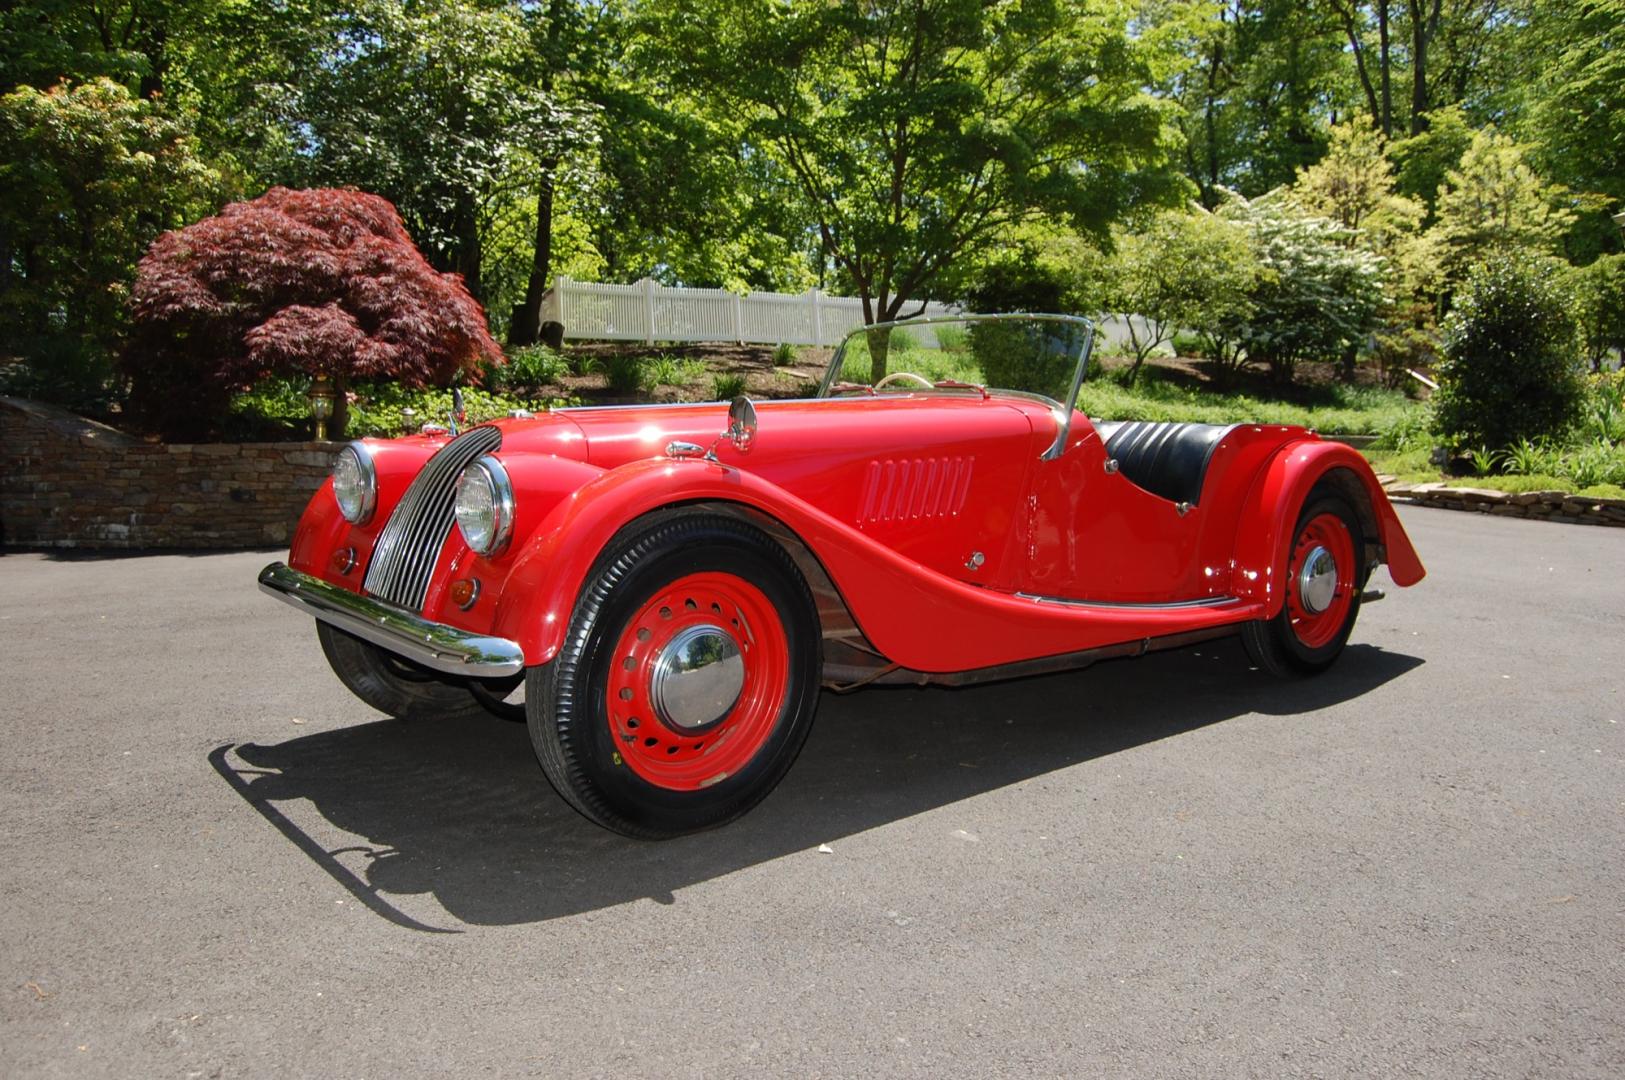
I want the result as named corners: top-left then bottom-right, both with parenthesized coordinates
top-left (815, 312), bottom-right (1097, 460)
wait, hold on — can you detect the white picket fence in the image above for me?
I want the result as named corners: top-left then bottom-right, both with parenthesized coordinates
top-left (542, 276), bottom-right (960, 347)
top-left (541, 274), bottom-right (1154, 352)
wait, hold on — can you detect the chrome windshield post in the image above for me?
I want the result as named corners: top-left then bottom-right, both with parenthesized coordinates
top-left (1044, 321), bottom-right (1097, 461)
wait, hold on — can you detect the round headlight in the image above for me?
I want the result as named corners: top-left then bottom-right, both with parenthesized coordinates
top-left (332, 441), bottom-right (377, 524)
top-left (454, 455), bottom-right (515, 556)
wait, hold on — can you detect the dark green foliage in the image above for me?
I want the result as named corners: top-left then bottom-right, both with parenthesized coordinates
top-left (967, 321), bottom-right (1081, 402)
top-left (489, 345), bottom-right (570, 395)
top-left (1567, 254), bottom-right (1625, 372)
top-left (0, 79), bottom-right (222, 416)
top-left (1433, 255), bottom-right (1585, 449)
top-left (604, 354), bottom-right (644, 394)
top-left (966, 257), bottom-right (1073, 316)
top-left (712, 373), bottom-right (747, 400)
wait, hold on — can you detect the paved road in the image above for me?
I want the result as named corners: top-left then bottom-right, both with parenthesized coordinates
top-left (1, 506), bottom-right (1620, 1078)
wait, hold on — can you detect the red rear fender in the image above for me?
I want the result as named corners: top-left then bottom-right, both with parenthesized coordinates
top-left (1231, 440), bottom-right (1425, 616)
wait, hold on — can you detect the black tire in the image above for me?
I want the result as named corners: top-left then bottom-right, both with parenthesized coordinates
top-left (468, 675), bottom-right (527, 723)
top-left (1241, 489), bottom-right (1364, 677)
top-left (317, 622), bottom-right (489, 721)
top-left (527, 510), bottom-right (822, 839)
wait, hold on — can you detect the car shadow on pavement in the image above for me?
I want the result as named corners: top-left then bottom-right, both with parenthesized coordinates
top-left (211, 638), bottom-right (1422, 931)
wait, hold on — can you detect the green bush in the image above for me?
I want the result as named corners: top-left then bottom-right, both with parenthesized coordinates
top-left (712, 373), bottom-right (748, 400)
top-left (1432, 254), bottom-right (1585, 449)
top-left (772, 342), bottom-right (798, 365)
top-left (968, 320), bottom-right (1082, 401)
top-left (227, 377), bottom-right (571, 440)
top-left (1568, 255), bottom-right (1625, 372)
top-left (491, 345), bottom-right (569, 394)
top-left (641, 354), bottom-right (705, 391)
top-left (604, 354), bottom-right (645, 394)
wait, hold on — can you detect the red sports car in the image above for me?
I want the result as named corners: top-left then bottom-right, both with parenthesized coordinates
top-left (261, 314), bottom-right (1424, 838)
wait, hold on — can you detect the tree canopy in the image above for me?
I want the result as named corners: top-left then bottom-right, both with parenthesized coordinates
top-left (125, 187), bottom-right (499, 438)
top-left (2, 0), bottom-right (1623, 425)
top-left (651, 0), bottom-right (1184, 325)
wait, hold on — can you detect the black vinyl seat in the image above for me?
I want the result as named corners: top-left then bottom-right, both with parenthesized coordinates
top-left (1090, 420), bottom-right (1237, 506)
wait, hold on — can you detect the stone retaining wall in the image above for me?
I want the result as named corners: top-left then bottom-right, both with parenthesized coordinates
top-left (1, 397), bottom-right (338, 549)
top-left (1383, 480), bottom-right (1625, 527)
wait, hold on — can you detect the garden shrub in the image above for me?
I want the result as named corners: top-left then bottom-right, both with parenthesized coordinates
top-left (1432, 254), bottom-right (1584, 449)
top-left (1567, 254), bottom-right (1625, 372)
top-left (604, 354), bottom-right (644, 393)
top-left (124, 187), bottom-right (500, 440)
top-left (1214, 190), bottom-right (1386, 385)
top-left (490, 345), bottom-right (569, 394)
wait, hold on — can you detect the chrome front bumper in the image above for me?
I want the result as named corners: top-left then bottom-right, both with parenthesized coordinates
top-left (258, 562), bottom-right (525, 677)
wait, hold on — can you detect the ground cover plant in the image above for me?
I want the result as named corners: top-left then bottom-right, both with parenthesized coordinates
top-left (1365, 372), bottom-right (1625, 499)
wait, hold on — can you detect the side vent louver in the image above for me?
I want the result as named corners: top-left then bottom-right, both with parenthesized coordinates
top-left (362, 426), bottom-right (503, 611)
top-left (857, 457), bottom-right (974, 526)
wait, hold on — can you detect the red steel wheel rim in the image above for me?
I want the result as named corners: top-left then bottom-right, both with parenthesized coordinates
top-left (605, 572), bottom-right (790, 791)
top-left (1286, 512), bottom-right (1356, 649)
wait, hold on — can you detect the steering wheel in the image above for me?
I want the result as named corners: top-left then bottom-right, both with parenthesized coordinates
top-left (874, 371), bottom-right (934, 390)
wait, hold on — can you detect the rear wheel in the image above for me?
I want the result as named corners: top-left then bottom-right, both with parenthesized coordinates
top-left (1242, 491), bottom-right (1364, 677)
top-left (527, 510), bottom-right (821, 839)
top-left (317, 622), bottom-right (489, 721)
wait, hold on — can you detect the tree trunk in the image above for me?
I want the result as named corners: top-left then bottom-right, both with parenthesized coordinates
top-left (452, 197), bottom-right (483, 302)
top-left (508, 0), bottom-right (569, 347)
top-left (508, 164), bottom-right (556, 347)
top-left (330, 374), bottom-right (350, 442)
top-left (1408, 0), bottom-right (1440, 134)
top-left (1378, 1), bottom-right (1393, 136)
top-left (1332, 1), bottom-right (1380, 127)
top-left (866, 326), bottom-right (892, 385)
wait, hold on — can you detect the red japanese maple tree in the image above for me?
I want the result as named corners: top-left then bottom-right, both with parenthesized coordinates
top-left (124, 187), bottom-right (500, 439)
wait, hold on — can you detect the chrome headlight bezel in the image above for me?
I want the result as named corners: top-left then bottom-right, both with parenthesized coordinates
top-left (332, 441), bottom-right (377, 525)
top-left (454, 455), bottom-right (515, 556)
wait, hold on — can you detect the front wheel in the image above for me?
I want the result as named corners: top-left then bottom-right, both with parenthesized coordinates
top-left (1241, 491), bottom-right (1364, 677)
top-left (527, 510), bottom-right (822, 839)
top-left (317, 622), bottom-right (490, 721)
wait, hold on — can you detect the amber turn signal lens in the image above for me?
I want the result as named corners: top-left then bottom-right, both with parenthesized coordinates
top-left (330, 546), bottom-right (357, 574)
top-left (449, 578), bottom-right (480, 610)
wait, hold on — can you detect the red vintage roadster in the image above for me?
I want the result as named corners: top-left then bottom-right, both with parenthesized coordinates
top-left (260, 314), bottom-right (1424, 838)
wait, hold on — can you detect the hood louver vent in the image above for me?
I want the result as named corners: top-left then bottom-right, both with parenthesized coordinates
top-left (362, 426), bottom-right (503, 611)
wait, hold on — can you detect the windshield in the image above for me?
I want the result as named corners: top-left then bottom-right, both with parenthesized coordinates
top-left (816, 313), bottom-right (1095, 410)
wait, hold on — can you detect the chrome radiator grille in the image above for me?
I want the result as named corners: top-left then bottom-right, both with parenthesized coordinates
top-left (363, 425), bottom-right (502, 611)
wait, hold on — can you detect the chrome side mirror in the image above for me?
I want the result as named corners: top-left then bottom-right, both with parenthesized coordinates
top-left (725, 395), bottom-right (757, 453)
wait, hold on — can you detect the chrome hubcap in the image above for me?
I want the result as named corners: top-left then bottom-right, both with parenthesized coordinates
top-left (649, 624), bottom-right (745, 731)
top-left (1298, 545), bottom-right (1339, 614)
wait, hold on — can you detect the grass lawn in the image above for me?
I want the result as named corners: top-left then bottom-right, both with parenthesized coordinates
top-left (1076, 358), bottom-right (1416, 436)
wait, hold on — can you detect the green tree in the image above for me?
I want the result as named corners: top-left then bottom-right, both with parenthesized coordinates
top-left (1566, 254), bottom-right (1625, 373)
top-left (290, 0), bottom-right (591, 305)
top-left (1107, 207), bottom-right (1259, 381)
top-left (1293, 116), bottom-right (1423, 250)
top-left (1217, 189), bottom-right (1387, 383)
top-left (1433, 253), bottom-right (1584, 448)
top-left (1434, 127), bottom-right (1578, 282)
top-left (0, 78), bottom-right (222, 410)
top-left (1156, 1), bottom-right (1351, 206)
top-left (1524, 0), bottom-right (1625, 261)
top-left (654, 0), bottom-right (1183, 374)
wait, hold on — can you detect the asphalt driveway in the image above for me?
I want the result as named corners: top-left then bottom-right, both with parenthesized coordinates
top-left (1, 506), bottom-right (1620, 1078)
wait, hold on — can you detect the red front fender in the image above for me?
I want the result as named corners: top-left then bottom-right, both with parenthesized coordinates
top-left (490, 458), bottom-right (1271, 673)
top-left (1230, 439), bottom-right (1425, 616)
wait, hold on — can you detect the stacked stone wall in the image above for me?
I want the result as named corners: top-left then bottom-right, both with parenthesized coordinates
top-left (2, 397), bottom-right (336, 549)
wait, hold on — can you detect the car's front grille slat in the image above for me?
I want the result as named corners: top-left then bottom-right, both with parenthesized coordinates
top-left (363, 425), bottom-right (502, 611)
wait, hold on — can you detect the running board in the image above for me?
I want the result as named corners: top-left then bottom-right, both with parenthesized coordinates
top-left (1014, 592), bottom-right (1241, 610)
top-left (824, 624), bottom-right (1242, 691)
top-left (1361, 587), bottom-right (1386, 604)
